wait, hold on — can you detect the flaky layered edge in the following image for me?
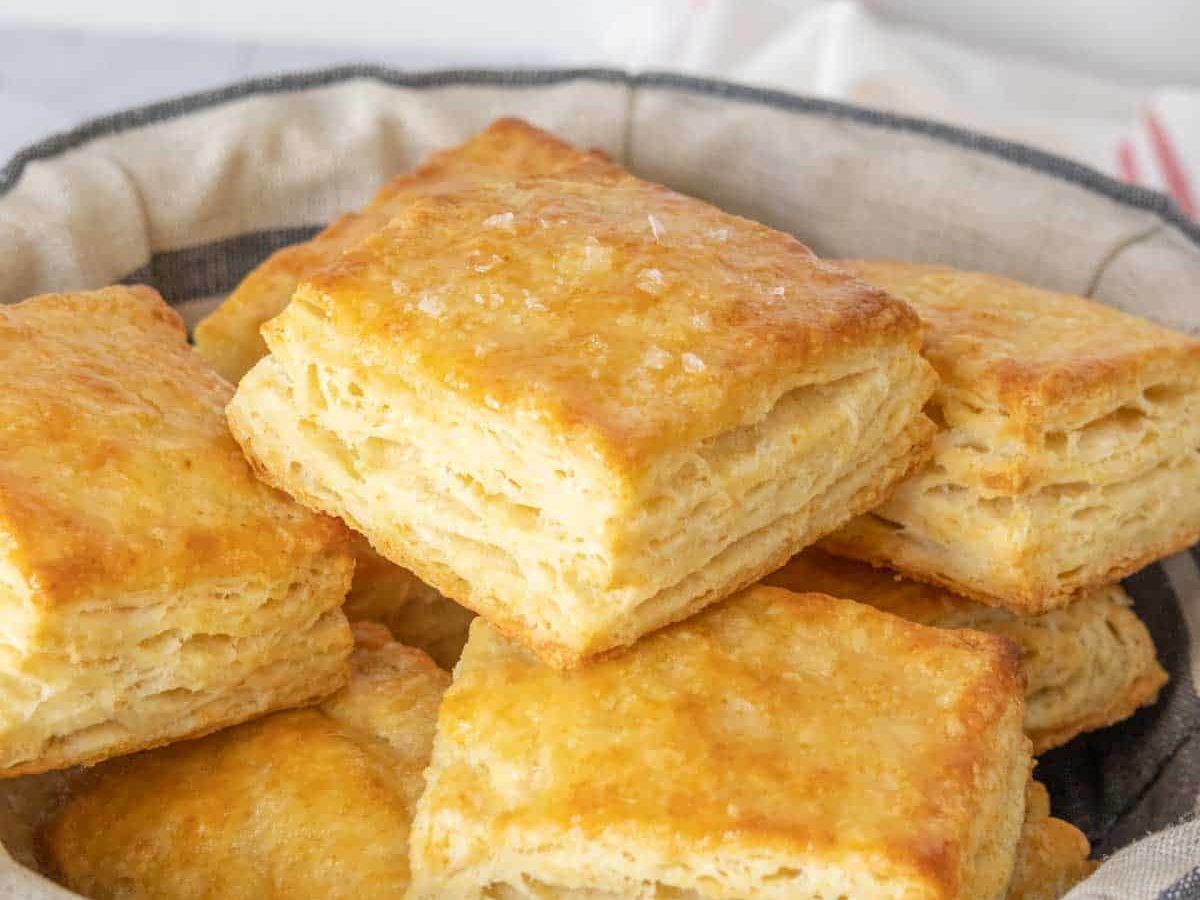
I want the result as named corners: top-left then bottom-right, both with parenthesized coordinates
top-left (228, 341), bottom-right (935, 666)
top-left (823, 442), bottom-right (1200, 613)
top-left (0, 554), bottom-right (354, 777)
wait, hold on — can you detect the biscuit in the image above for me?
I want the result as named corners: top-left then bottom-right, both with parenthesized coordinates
top-left (767, 550), bottom-right (1167, 752)
top-left (344, 534), bottom-right (475, 668)
top-left (1005, 782), bottom-right (1095, 900)
top-left (823, 261), bottom-right (1200, 612)
top-left (201, 119), bottom-right (613, 668)
top-left (228, 172), bottom-right (936, 667)
top-left (408, 585), bottom-right (1030, 899)
top-left (0, 286), bottom-right (354, 777)
top-left (194, 118), bottom-right (622, 382)
top-left (41, 623), bottom-right (449, 899)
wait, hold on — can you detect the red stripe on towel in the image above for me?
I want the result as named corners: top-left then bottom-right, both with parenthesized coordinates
top-left (1117, 139), bottom-right (1141, 185)
top-left (1146, 111), bottom-right (1196, 216)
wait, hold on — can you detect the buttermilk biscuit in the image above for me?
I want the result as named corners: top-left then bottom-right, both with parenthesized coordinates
top-left (345, 534), bottom-right (475, 668)
top-left (1005, 782), bottom-right (1094, 900)
top-left (194, 118), bottom-right (622, 383)
top-left (200, 119), bottom-right (613, 667)
top-left (0, 286), bottom-right (353, 777)
top-left (823, 261), bottom-right (1200, 613)
top-left (408, 585), bottom-right (1030, 899)
top-left (767, 550), bottom-right (1167, 753)
top-left (228, 175), bottom-right (936, 667)
top-left (41, 623), bottom-right (449, 900)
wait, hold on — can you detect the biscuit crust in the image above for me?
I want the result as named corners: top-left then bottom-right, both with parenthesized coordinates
top-left (825, 260), bottom-right (1200, 610)
top-left (839, 261), bottom-right (1200, 438)
top-left (194, 118), bottom-right (622, 382)
top-left (409, 586), bottom-right (1030, 899)
top-left (280, 179), bottom-right (924, 469)
top-left (0, 286), bottom-right (347, 604)
top-left (40, 625), bottom-right (449, 900)
top-left (767, 551), bottom-right (1167, 752)
top-left (0, 286), bottom-right (354, 776)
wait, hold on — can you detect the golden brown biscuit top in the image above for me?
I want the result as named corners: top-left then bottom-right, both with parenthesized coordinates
top-left (425, 586), bottom-right (1024, 893)
top-left (42, 626), bottom-right (449, 899)
top-left (240, 120), bottom-right (623, 298)
top-left (282, 178), bottom-right (921, 466)
top-left (375, 117), bottom-right (624, 201)
top-left (194, 118), bottom-right (622, 381)
top-left (43, 648), bottom-right (448, 897)
top-left (322, 623), bottom-right (451, 802)
top-left (838, 260), bottom-right (1200, 423)
top-left (0, 286), bottom-right (347, 606)
top-left (45, 711), bottom-right (415, 899)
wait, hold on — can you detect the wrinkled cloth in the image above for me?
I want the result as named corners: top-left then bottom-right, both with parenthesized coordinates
top-left (599, 0), bottom-right (1200, 218)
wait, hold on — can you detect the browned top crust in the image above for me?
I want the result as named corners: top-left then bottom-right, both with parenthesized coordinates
top-left (194, 118), bottom-right (622, 381)
top-left (40, 626), bottom-right (449, 899)
top-left (412, 586), bottom-right (1027, 898)
top-left (837, 259), bottom-right (1200, 429)
top-left (276, 177), bottom-right (923, 470)
top-left (0, 285), bottom-right (348, 606)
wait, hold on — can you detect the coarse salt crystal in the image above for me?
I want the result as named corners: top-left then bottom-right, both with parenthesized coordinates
top-left (643, 346), bottom-right (671, 370)
top-left (483, 212), bottom-right (515, 230)
top-left (690, 311), bottom-right (712, 331)
top-left (770, 286), bottom-right (786, 297)
top-left (582, 237), bottom-right (612, 271)
top-left (523, 290), bottom-right (547, 312)
top-left (637, 268), bottom-right (666, 293)
top-left (647, 214), bottom-right (665, 242)
top-left (681, 352), bottom-right (706, 373)
top-left (416, 293), bottom-right (445, 318)
top-left (709, 228), bottom-right (729, 242)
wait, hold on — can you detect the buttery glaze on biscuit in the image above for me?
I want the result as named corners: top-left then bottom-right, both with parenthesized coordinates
top-left (229, 170), bottom-right (936, 667)
top-left (409, 586), bottom-right (1030, 899)
top-left (194, 118), bottom-right (622, 383)
top-left (0, 286), bottom-right (353, 777)
top-left (286, 179), bottom-right (924, 467)
top-left (825, 260), bottom-right (1200, 612)
top-left (42, 624), bottom-right (449, 900)
top-left (767, 550), bottom-right (1166, 752)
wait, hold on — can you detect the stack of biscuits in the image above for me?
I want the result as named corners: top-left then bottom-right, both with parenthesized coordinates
top-left (0, 119), bottom-right (1195, 900)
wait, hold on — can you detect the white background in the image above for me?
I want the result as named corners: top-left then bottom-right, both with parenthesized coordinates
top-left (2, 0), bottom-right (1199, 198)
top-left (3, 0), bottom-right (1200, 82)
